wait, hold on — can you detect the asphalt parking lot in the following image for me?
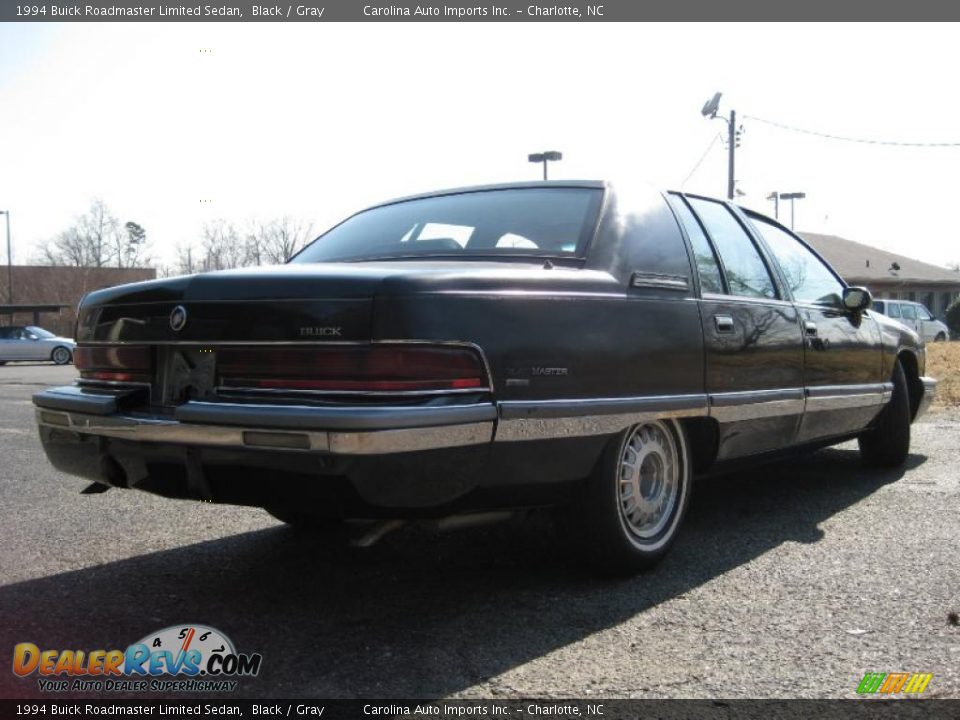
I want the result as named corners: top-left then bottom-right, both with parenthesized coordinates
top-left (1, 363), bottom-right (958, 699)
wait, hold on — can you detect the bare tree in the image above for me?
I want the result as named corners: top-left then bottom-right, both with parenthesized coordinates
top-left (248, 217), bottom-right (315, 265)
top-left (37, 200), bottom-right (152, 268)
top-left (168, 217), bottom-right (315, 275)
top-left (199, 220), bottom-right (248, 271)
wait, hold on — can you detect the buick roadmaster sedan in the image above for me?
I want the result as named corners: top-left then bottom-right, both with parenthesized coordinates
top-left (34, 182), bottom-right (937, 574)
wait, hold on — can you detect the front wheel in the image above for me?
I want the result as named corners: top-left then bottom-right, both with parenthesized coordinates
top-left (51, 346), bottom-right (72, 365)
top-left (935, 332), bottom-right (947, 342)
top-left (563, 419), bottom-right (693, 576)
top-left (858, 359), bottom-right (911, 467)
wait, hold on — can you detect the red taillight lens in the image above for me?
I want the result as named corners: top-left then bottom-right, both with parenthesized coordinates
top-left (75, 346), bottom-right (151, 383)
top-left (218, 345), bottom-right (487, 393)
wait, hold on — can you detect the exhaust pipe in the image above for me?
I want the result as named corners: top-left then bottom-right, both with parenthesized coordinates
top-left (350, 510), bottom-right (519, 548)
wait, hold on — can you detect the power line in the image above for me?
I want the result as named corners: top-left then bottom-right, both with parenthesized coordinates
top-left (744, 114), bottom-right (960, 148)
top-left (680, 132), bottom-right (722, 187)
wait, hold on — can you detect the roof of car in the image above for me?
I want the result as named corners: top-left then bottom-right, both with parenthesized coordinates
top-left (367, 180), bottom-right (608, 211)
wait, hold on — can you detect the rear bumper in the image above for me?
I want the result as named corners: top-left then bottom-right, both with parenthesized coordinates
top-left (916, 376), bottom-right (937, 420)
top-left (33, 386), bottom-right (495, 456)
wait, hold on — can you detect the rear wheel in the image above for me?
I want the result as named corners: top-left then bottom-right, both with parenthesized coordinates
top-left (564, 419), bottom-right (693, 575)
top-left (51, 346), bottom-right (72, 365)
top-left (858, 359), bottom-right (911, 467)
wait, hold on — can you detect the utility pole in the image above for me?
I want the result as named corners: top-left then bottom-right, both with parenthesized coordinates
top-left (727, 109), bottom-right (736, 201)
top-left (701, 93), bottom-right (741, 200)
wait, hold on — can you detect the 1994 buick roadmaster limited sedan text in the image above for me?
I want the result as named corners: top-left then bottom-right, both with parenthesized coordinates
top-left (34, 181), bottom-right (937, 574)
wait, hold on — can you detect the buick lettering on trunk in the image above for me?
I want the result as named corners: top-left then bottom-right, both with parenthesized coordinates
top-left (33, 181), bottom-right (937, 574)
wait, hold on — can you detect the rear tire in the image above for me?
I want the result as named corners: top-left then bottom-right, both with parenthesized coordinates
top-left (563, 419), bottom-right (693, 576)
top-left (858, 359), bottom-right (911, 467)
top-left (51, 346), bottom-right (72, 365)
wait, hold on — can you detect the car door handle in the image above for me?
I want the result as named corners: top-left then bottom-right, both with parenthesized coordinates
top-left (714, 315), bottom-right (735, 333)
top-left (804, 321), bottom-right (818, 336)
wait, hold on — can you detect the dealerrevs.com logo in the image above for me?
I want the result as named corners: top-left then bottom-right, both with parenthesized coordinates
top-left (13, 624), bottom-right (262, 693)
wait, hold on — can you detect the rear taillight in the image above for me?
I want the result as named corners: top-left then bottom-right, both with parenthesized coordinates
top-left (74, 346), bottom-right (151, 383)
top-left (218, 345), bottom-right (488, 393)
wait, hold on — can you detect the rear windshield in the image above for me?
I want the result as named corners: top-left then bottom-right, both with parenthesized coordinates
top-left (292, 188), bottom-right (603, 263)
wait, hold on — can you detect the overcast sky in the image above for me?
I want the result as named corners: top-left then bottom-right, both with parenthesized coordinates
top-left (1, 22), bottom-right (958, 270)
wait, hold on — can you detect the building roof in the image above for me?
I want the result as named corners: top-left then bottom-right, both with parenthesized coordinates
top-left (800, 232), bottom-right (960, 286)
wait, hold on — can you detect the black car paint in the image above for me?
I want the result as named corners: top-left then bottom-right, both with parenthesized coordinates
top-left (36, 181), bottom-right (930, 516)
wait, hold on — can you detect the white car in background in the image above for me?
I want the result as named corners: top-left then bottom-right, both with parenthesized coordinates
top-left (0, 326), bottom-right (76, 365)
top-left (871, 300), bottom-right (950, 342)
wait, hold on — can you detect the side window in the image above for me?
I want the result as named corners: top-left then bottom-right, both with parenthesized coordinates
top-left (873, 300), bottom-right (886, 314)
top-left (0, 328), bottom-right (11, 340)
top-left (667, 194), bottom-right (724, 294)
top-left (748, 215), bottom-right (844, 306)
top-left (887, 303), bottom-right (902, 318)
top-left (687, 198), bottom-right (776, 299)
top-left (917, 305), bottom-right (933, 321)
top-left (901, 304), bottom-right (917, 320)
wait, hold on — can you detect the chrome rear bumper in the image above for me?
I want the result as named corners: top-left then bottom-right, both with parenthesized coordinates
top-left (916, 376), bottom-right (937, 420)
top-left (33, 387), bottom-right (495, 455)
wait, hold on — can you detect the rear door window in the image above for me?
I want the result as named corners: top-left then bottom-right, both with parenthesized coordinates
top-left (686, 198), bottom-right (776, 300)
top-left (667, 194), bottom-right (724, 294)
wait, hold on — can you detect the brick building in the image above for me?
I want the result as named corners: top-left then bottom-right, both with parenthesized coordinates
top-left (802, 233), bottom-right (960, 319)
top-left (0, 265), bottom-right (156, 337)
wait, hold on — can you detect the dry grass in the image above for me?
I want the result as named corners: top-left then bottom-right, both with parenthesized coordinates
top-left (926, 341), bottom-right (960, 407)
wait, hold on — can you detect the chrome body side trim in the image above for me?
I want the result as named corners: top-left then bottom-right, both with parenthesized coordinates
top-left (804, 383), bottom-right (890, 412)
top-left (708, 388), bottom-right (805, 423)
top-left (494, 394), bottom-right (709, 442)
top-left (34, 408), bottom-right (493, 456)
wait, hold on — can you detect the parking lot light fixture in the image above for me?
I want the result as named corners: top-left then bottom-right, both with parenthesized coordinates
top-left (779, 192), bottom-right (806, 230)
top-left (0, 210), bottom-right (11, 305)
top-left (528, 151), bottom-right (562, 180)
top-left (766, 192), bottom-right (780, 219)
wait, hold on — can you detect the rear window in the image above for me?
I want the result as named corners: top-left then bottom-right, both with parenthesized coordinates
top-left (292, 188), bottom-right (603, 263)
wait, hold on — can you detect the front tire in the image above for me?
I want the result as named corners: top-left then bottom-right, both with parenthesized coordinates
top-left (564, 419), bottom-right (693, 576)
top-left (858, 359), bottom-right (911, 467)
top-left (935, 332), bottom-right (947, 342)
top-left (51, 346), bottom-right (72, 365)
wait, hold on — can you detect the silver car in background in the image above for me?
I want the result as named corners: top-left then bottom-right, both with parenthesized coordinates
top-left (871, 300), bottom-right (951, 342)
top-left (0, 326), bottom-right (76, 365)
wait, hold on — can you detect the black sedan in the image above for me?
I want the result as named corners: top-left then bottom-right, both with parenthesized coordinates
top-left (33, 181), bottom-right (937, 574)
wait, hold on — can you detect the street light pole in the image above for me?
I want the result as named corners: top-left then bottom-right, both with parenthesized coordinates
top-left (766, 192), bottom-right (780, 219)
top-left (528, 151), bottom-right (563, 181)
top-left (779, 192), bottom-right (806, 230)
top-left (0, 210), bottom-right (11, 305)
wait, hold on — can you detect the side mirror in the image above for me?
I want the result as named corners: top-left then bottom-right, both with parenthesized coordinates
top-left (842, 286), bottom-right (872, 312)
